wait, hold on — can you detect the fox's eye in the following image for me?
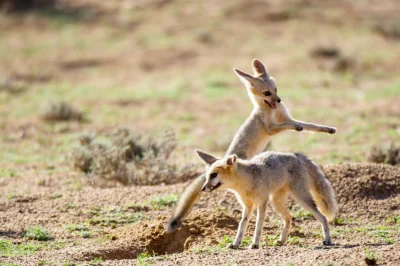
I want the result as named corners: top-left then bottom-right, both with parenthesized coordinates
top-left (210, 173), bottom-right (218, 179)
top-left (275, 88), bottom-right (277, 92)
top-left (263, 91), bottom-right (271, 96)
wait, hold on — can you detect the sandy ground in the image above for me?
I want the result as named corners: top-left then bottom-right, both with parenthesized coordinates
top-left (1, 163), bottom-right (399, 265)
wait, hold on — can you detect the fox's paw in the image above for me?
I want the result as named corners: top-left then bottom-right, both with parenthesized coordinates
top-left (295, 124), bottom-right (304, 131)
top-left (227, 243), bottom-right (239, 249)
top-left (248, 243), bottom-right (259, 249)
top-left (325, 127), bottom-right (336, 134)
top-left (323, 240), bottom-right (332, 246)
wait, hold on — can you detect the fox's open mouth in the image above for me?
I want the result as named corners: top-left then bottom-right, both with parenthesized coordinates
top-left (209, 182), bottom-right (222, 192)
top-left (264, 100), bottom-right (276, 109)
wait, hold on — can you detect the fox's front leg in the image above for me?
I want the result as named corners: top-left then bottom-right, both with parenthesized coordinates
top-left (249, 201), bottom-right (268, 249)
top-left (228, 203), bottom-right (254, 249)
top-left (292, 120), bottom-right (336, 134)
top-left (266, 122), bottom-right (303, 135)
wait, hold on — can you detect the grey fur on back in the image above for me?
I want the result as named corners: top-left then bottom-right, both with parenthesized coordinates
top-left (236, 151), bottom-right (338, 220)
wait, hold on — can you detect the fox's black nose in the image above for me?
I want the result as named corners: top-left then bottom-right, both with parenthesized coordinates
top-left (277, 99), bottom-right (281, 103)
top-left (201, 186), bottom-right (206, 191)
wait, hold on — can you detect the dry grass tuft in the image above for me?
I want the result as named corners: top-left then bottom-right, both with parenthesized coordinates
top-left (70, 128), bottom-right (199, 186)
top-left (375, 19), bottom-right (400, 40)
top-left (41, 101), bottom-right (84, 122)
top-left (368, 143), bottom-right (400, 166)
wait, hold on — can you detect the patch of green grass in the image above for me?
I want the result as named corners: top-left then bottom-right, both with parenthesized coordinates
top-left (364, 248), bottom-right (378, 264)
top-left (86, 206), bottom-right (143, 227)
top-left (265, 234), bottom-right (280, 246)
top-left (149, 194), bottom-right (178, 210)
top-left (287, 236), bottom-right (301, 245)
top-left (49, 193), bottom-right (63, 199)
top-left (23, 226), bottom-right (52, 241)
top-left (217, 235), bottom-right (233, 249)
top-left (88, 257), bottom-right (103, 265)
top-left (292, 209), bottom-right (313, 221)
top-left (192, 235), bottom-right (233, 254)
top-left (0, 168), bottom-right (17, 178)
top-left (66, 224), bottom-right (92, 238)
top-left (386, 215), bottom-right (400, 225)
top-left (333, 217), bottom-right (354, 225)
top-left (241, 236), bottom-right (252, 247)
top-left (137, 251), bottom-right (154, 266)
top-left (6, 194), bottom-right (16, 200)
top-left (0, 240), bottom-right (43, 257)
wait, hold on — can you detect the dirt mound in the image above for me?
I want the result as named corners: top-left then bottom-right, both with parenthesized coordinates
top-left (75, 211), bottom-right (238, 261)
top-left (323, 163), bottom-right (400, 202)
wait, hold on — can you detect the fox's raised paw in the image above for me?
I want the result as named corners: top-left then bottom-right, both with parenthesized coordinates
top-left (326, 127), bottom-right (336, 134)
top-left (295, 125), bottom-right (304, 131)
top-left (248, 243), bottom-right (259, 249)
top-left (227, 243), bottom-right (239, 249)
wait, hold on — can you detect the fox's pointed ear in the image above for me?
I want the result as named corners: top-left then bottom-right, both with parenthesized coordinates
top-left (252, 59), bottom-right (269, 77)
top-left (196, 149), bottom-right (218, 166)
top-left (234, 68), bottom-right (254, 88)
top-left (226, 154), bottom-right (237, 166)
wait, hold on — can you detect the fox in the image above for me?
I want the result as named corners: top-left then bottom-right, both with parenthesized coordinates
top-left (196, 149), bottom-right (338, 249)
top-left (166, 59), bottom-right (336, 233)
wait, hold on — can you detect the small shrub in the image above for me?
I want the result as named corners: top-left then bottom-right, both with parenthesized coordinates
top-left (70, 128), bottom-right (199, 186)
top-left (23, 226), bottom-right (51, 241)
top-left (41, 101), bottom-right (84, 122)
top-left (368, 143), bottom-right (400, 166)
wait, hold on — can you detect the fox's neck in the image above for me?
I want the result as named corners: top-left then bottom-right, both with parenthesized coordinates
top-left (226, 160), bottom-right (253, 193)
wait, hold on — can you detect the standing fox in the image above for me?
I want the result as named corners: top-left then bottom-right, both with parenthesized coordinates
top-left (197, 149), bottom-right (338, 249)
top-left (166, 59), bottom-right (336, 232)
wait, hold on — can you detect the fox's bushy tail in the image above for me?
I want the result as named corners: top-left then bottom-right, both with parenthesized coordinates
top-left (297, 153), bottom-right (338, 221)
top-left (166, 174), bottom-right (205, 233)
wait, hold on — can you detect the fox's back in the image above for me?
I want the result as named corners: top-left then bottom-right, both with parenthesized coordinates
top-left (246, 151), bottom-right (307, 189)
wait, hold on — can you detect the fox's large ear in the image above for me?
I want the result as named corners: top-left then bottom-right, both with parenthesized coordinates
top-left (225, 154), bottom-right (237, 167)
top-left (233, 68), bottom-right (254, 88)
top-left (196, 149), bottom-right (218, 166)
top-left (252, 59), bottom-right (269, 77)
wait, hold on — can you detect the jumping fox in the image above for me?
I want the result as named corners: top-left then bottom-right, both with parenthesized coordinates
top-left (166, 59), bottom-right (336, 233)
top-left (197, 149), bottom-right (338, 249)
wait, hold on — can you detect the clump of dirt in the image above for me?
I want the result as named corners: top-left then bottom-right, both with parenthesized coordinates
top-left (41, 101), bottom-right (84, 122)
top-left (323, 163), bottom-right (400, 203)
top-left (70, 128), bottom-right (199, 186)
top-left (368, 143), bottom-right (400, 166)
top-left (75, 211), bottom-right (237, 261)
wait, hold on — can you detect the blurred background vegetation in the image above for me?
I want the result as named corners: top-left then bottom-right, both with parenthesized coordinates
top-left (0, 0), bottom-right (399, 184)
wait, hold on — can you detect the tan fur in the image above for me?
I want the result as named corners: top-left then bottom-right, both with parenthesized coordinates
top-left (166, 59), bottom-right (336, 233)
top-left (198, 150), bottom-right (338, 249)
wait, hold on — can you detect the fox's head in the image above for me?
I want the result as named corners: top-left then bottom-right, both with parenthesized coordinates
top-left (234, 59), bottom-right (281, 109)
top-left (195, 149), bottom-right (237, 192)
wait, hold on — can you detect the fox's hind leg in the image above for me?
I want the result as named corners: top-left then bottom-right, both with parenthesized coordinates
top-left (291, 189), bottom-right (332, 246)
top-left (271, 188), bottom-right (292, 245)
